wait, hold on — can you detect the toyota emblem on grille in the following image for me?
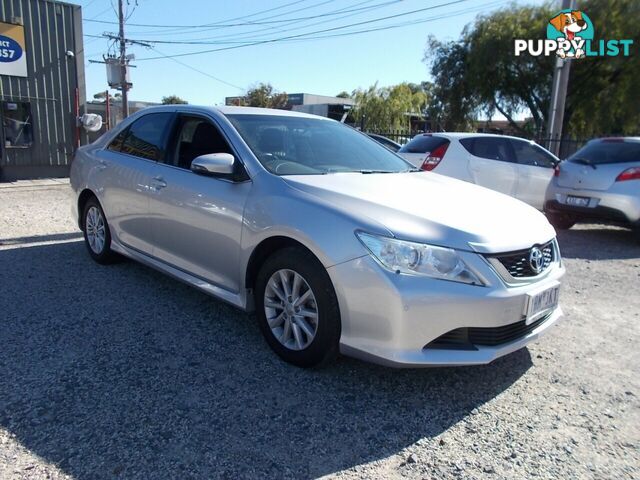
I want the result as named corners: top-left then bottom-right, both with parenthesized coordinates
top-left (529, 247), bottom-right (544, 273)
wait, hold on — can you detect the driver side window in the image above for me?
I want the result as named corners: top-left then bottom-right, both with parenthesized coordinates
top-left (168, 116), bottom-right (232, 170)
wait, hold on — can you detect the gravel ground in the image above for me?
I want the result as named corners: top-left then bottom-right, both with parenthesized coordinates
top-left (0, 181), bottom-right (638, 480)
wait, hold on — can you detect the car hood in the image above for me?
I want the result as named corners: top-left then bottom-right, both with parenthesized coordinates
top-left (283, 172), bottom-right (555, 253)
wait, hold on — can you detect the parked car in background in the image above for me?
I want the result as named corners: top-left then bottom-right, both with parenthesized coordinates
top-left (71, 106), bottom-right (564, 368)
top-left (545, 137), bottom-right (640, 238)
top-left (398, 133), bottom-right (559, 210)
top-left (366, 133), bottom-right (402, 152)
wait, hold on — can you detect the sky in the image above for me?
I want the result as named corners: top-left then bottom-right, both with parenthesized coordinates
top-left (72, 0), bottom-right (546, 106)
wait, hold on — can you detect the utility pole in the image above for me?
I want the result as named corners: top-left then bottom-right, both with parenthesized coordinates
top-left (118, 0), bottom-right (129, 118)
top-left (546, 0), bottom-right (574, 156)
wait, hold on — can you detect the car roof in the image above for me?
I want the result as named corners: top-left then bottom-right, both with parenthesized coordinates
top-left (135, 104), bottom-right (332, 121)
top-left (419, 132), bottom-right (537, 142)
top-left (590, 136), bottom-right (640, 143)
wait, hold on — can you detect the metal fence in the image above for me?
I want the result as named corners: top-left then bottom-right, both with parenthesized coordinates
top-left (364, 130), bottom-right (419, 145)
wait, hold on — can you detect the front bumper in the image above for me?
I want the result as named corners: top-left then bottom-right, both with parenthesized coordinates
top-left (328, 252), bottom-right (564, 367)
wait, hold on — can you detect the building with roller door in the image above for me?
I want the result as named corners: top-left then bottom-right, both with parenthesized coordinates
top-left (0, 0), bottom-right (86, 180)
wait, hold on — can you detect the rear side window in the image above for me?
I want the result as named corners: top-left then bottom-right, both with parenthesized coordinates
top-left (460, 137), bottom-right (513, 162)
top-left (399, 135), bottom-right (449, 154)
top-left (120, 113), bottom-right (174, 161)
top-left (569, 140), bottom-right (640, 165)
top-left (510, 139), bottom-right (557, 168)
top-left (107, 129), bottom-right (127, 152)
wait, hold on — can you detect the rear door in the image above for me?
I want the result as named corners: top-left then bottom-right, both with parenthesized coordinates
top-left (96, 112), bottom-right (175, 254)
top-left (510, 138), bottom-right (557, 209)
top-left (459, 136), bottom-right (519, 197)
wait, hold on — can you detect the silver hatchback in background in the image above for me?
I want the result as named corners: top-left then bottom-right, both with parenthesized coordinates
top-left (545, 137), bottom-right (640, 239)
top-left (70, 106), bottom-right (564, 368)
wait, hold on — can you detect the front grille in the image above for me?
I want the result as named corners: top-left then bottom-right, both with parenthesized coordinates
top-left (490, 241), bottom-right (555, 278)
top-left (425, 315), bottom-right (549, 351)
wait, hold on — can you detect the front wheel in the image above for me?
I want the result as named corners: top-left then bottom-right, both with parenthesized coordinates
top-left (255, 247), bottom-right (341, 368)
top-left (546, 211), bottom-right (576, 230)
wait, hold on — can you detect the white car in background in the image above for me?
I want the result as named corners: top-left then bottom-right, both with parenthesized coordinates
top-left (398, 133), bottom-right (559, 210)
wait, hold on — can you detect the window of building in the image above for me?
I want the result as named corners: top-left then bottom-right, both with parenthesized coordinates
top-left (2, 102), bottom-right (33, 148)
top-left (120, 113), bottom-right (174, 161)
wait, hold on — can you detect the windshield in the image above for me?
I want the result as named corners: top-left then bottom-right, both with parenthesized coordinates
top-left (569, 140), bottom-right (640, 165)
top-left (226, 114), bottom-right (415, 175)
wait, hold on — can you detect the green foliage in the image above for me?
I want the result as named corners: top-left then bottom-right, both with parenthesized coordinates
top-left (335, 91), bottom-right (351, 98)
top-left (161, 95), bottom-right (188, 105)
top-left (424, 0), bottom-right (639, 136)
top-left (350, 82), bottom-right (429, 131)
top-left (564, 0), bottom-right (640, 136)
top-left (245, 83), bottom-right (288, 109)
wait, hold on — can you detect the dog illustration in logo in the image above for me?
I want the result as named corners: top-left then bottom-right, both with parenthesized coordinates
top-left (549, 10), bottom-right (587, 58)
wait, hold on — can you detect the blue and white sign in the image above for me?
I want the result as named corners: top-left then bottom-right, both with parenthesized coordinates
top-left (0, 22), bottom-right (27, 78)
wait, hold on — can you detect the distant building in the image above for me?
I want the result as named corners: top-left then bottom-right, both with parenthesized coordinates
top-left (225, 93), bottom-right (355, 121)
top-left (0, 0), bottom-right (86, 181)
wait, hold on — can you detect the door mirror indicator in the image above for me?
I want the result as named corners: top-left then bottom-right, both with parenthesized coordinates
top-left (191, 153), bottom-right (235, 176)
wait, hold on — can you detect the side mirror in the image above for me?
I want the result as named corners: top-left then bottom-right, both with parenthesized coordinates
top-left (191, 153), bottom-right (235, 176)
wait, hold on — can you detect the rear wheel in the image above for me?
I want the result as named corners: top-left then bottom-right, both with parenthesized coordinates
top-left (546, 211), bottom-right (576, 230)
top-left (82, 197), bottom-right (119, 264)
top-left (255, 247), bottom-right (341, 367)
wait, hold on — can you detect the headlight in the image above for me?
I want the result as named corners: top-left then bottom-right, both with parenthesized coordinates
top-left (356, 232), bottom-right (484, 285)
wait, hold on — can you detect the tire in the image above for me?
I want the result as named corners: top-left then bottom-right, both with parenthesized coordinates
top-left (82, 196), bottom-right (119, 264)
top-left (255, 246), bottom-right (341, 368)
top-left (546, 211), bottom-right (576, 230)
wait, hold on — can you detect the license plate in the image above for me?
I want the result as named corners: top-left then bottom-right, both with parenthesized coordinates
top-left (565, 195), bottom-right (590, 207)
top-left (525, 285), bottom-right (560, 324)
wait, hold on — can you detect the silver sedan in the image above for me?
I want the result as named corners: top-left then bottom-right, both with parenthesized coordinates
top-left (70, 106), bottom-right (564, 367)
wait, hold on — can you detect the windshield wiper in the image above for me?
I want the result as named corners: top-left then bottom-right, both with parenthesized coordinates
top-left (571, 157), bottom-right (597, 169)
top-left (357, 169), bottom-right (397, 174)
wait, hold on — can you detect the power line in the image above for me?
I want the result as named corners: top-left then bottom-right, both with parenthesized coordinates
top-left (147, 46), bottom-right (245, 91)
top-left (121, 0), bottom-right (404, 45)
top-left (135, 0), bottom-right (469, 59)
top-left (84, 0), bottom-right (313, 28)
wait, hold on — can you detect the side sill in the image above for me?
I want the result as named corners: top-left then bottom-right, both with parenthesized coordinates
top-left (111, 240), bottom-right (251, 311)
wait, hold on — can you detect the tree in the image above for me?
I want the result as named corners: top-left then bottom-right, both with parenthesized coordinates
top-left (245, 83), bottom-right (288, 109)
top-left (424, 0), bottom-right (640, 137)
top-left (336, 91), bottom-right (351, 98)
top-left (349, 82), bottom-right (428, 131)
top-left (161, 95), bottom-right (188, 105)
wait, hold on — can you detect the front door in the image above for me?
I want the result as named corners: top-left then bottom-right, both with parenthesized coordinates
top-left (510, 139), bottom-right (557, 209)
top-left (147, 114), bottom-right (252, 293)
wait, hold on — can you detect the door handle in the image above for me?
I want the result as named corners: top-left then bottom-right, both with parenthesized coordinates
top-left (97, 159), bottom-right (109, 170)
top-left (151, 176), bottom-right (167, 190)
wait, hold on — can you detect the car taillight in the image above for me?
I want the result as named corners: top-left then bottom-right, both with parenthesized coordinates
top-left (554, 164), bottom-right (561, 177)
top-left (421, 143), bottom-right (449, 171)
top-left (615, 167), bottom-right (640, 182)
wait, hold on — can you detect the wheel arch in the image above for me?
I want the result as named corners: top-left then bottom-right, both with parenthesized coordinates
top-left (244, 236), bottom-right (321, 290)
top-left (77, 189), bottom-right (98, 229)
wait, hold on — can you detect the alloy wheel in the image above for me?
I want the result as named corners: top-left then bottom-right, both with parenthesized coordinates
top-left (85, 206), bottom-right (106, 254)
top-left (264, 269), bottom-right (319, 351)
